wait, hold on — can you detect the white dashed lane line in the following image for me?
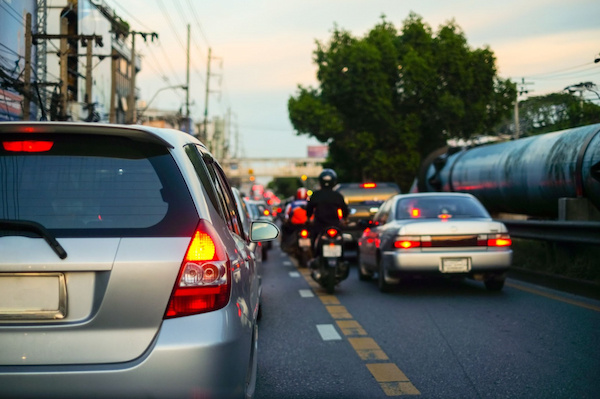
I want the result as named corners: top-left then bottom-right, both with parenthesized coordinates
top-left (289, 271), bottom-right (300, 278)
top-left (299, 289), bottom-right (314, 298)
top-left (316, 324), bottom-right (342, 341)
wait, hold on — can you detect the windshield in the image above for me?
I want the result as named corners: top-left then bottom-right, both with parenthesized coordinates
top-left (395, 196), bottom-right (490, 220)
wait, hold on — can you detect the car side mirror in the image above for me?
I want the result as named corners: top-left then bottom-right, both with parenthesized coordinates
top-left (250, 221), bottom-right (279, 242)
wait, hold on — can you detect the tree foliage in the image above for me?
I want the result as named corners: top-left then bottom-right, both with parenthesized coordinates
top-left (288, 13), bottom-right (516, 191)
top-left (518, 93), bottom-right (600, 135)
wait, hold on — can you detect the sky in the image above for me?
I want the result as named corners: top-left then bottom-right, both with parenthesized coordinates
top-left (101, 0), bottom-right (600, 159)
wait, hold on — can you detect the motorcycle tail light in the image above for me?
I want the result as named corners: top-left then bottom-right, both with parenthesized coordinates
top-left (326, 228), bottom-right (338, 237)
top-left (300, 229), bottom-right (309, 238)
top-left (165, 219), bottom-right (231, 318)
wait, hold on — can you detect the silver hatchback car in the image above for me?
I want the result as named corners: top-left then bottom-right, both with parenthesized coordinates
top-left (0, 122), bottom-right (279, 398)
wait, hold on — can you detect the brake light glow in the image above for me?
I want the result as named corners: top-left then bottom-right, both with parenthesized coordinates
top-left (438, 213), bottom-right (452, 220)
top-left (394, 235), bottom-right (432, 249)
top-left (3, 140), bottom-right (54, 152)
top-left (487, 234), bottom-right (512, 247)
top-left (411, 208), bottom-right (421, 218)
top-left (263, 209), bottom-right (270, 216)
top-left (300, 229), bottom-right (309, 238)
top-left (337, 208), bottom-right (343, 219)
top-left (165, 219), bottom-right (231, 318)
top-left (362, 183), bottom-right (377, 188)
top-left (326, 228), bottom-right (338, 237)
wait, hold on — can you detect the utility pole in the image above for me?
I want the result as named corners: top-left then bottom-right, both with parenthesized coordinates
top-left (23, 13), bottom-right (32, 120)
top-left (59, 18), bottom-right (69, 120)
top-left (85, 37), bottom-right (93, 116)
top-left (127, 31), bottom-right (158, 124)
top-left (185, 24), bottom-right (190, 120)
top-left (127, 32), bottom-right (137, 124)
top-left (514, 78), bottom-right (533, 139)
top-left (203, 47), bottom-right (212, 141)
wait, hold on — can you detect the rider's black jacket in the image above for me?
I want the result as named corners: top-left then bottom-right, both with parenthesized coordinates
top-left (306, 187), bottom-right (349, 232)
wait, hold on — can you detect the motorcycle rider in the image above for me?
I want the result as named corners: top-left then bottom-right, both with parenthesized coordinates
top-left (280, 187), bottom-right (309, 253)
top-left (305, 169), bottom-right (349, 251)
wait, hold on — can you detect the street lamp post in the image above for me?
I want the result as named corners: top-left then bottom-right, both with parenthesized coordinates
top-left (136, 85), bottom-right (188, 123)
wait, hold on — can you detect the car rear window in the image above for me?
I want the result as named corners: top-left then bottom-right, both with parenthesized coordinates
top-left (0, 133), bottom-right (197, 237)
top-left (336, 184), bottom-right (400, 206)
top-left (395, 196), bottom-right (490, 220)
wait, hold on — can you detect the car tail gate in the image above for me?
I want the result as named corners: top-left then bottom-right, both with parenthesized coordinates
top-left (0, 128), bottom-right (199, 365)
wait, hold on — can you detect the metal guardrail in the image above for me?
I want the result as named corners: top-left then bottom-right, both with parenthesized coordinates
top-left (497, 220), bottom-right (600, 245)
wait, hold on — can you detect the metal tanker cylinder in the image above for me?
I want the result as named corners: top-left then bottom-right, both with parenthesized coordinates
top-left (422, 123), bottom-right (600, 218)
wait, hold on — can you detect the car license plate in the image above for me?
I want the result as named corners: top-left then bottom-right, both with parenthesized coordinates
top-left (0, 273), bottom-right (67, 320)
top-left (323, 244), bottom-right (342, 258)
top-left (298, 238), bottom-right (311, 248)
top-left (441, 258), bottom-right (470, 273)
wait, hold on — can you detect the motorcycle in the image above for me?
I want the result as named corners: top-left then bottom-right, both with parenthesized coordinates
top-left (310, 226), bottom-right (350, 294)
top-left (294, 227), bottom-right (313, 267)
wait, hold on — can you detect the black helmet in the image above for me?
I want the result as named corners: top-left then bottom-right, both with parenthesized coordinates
top-left (318, 169), bottom-right (337, 188)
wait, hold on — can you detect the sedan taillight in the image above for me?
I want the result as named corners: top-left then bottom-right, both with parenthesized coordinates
top-left (165, 219), bottom-right (231, 318)
top-left (483, 233), bottom-right (512, 247)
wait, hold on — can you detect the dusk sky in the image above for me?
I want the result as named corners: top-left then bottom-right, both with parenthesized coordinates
top-left (101, 0), bottom-right (600, 158)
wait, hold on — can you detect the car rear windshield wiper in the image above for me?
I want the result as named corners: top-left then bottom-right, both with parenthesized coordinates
top-left (0, 219), bottom-right (68, 259)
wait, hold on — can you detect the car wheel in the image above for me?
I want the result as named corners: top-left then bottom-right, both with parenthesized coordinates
top-left (358, 262), bottom-right (372, 281)
top-left (378, 263), bottom-right (393, 293)
top-left (244, 323), bottom-right (259, 399)
top-left (484, 276), bottom-right (505, 291)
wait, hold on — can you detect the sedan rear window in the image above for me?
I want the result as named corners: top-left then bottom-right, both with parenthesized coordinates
top-left (1, 134), bottom-right (197, 237)
top-left (395, 196), bottom-right (490, 220)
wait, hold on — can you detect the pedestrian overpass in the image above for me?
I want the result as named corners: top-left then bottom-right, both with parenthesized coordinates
top-left (220, 157), bottom-right (326, 180)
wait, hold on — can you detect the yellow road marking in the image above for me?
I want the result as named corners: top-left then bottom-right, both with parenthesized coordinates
top-left (506, 282), bottom-right (600, 312)
top-left (319, 295), bottom-right (340, 305)
top-left (294, 261), bottom-right (419, 395)
top-left (336, 320), bottom-right (367, 336)
top-left (379, 382), bottom-right (421, 396)
top-left (325, 305), bottom-right (353, 319)
top-left (367, 363), bottom-right (410, 382)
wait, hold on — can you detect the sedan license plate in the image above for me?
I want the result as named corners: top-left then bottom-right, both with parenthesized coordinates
top-left (298, 238), bottom-right (311, 248)
top-left (0, 273), bottom-right (67, 320)
top-left (323, 244), bottom-right (342, 258)
top-left (441, 258), bottom-right (470, 273)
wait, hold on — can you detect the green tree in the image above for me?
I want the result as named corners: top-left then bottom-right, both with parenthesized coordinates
top-left (518, 92), bottom-right (600, 135)
top-left (288, 13), bottom-right (515, 191)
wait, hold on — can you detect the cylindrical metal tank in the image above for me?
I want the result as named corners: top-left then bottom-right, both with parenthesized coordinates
top-left (419, 123), bottom-right (600, 217)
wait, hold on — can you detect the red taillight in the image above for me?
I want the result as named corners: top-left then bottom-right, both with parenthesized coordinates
top-left (438, 213), bottom-right (452, 220)
top-left (411, 208), bottom-right (421, 218)
top-left (300, 229), bottom-right (309, 238)
top-left (263, 209), bottom-right (270, 216)
top-left (478, 233), bottom-right (512, 247)
top-left (393, 236), bottom-right (431, 249)
top-left (337, 208), bottom-right (343, 219)
top-left (326, 228), bottom-right (338, 237)
top-left (165, 220), bottom-right (231, 318)
top-left (361, 183), bottom-right (376, 188)
top-left (488, 235), bottom-right (512, 247)
top-left (394, 239), bottom-right (420, 249)
top-left (3, 140), bottom-right (54, 152)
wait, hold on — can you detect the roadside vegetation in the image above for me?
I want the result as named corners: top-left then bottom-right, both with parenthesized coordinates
top-left (288, 12), bottom-right (600, 191)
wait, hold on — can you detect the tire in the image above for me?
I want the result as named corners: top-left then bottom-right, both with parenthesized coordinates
top-left (358, 262), bottom-right (372, 281)
top-left (325, 269), bottom-right (336, 294)
top-left (484, 276), bottom-right (505, 291)
top-left (378, 263), bottom-right (393, 293)
top-left (298, 251), bottom-right (309, 268)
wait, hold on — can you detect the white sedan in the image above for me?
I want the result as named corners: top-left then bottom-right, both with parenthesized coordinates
top-left (358, 192), bottom-right (512, 292)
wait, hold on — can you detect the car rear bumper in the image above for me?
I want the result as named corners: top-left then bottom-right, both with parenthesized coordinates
top-left (382, 248), bottom-right (512, 275)
top-left (0, 306), bottom-right (253, 399)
